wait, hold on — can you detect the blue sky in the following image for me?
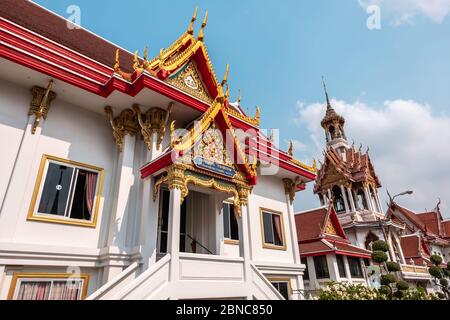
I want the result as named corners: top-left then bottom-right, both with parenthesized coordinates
top-left (35, 0), bottom-right (450, 215)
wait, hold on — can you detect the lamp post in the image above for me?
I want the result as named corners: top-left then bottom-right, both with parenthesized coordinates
top-left (387, 190), bottom-right (413, 203)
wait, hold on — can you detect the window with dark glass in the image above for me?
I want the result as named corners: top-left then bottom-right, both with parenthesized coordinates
top-left (223, 203), bottom-right (239, 241)
top-left (261, 210), bottom-right (284, 247)
top-left (332, 186), bottom-right (346, 213)
top-left (158, 189), bottom-right (187, 253)
top-left (270, 281), bottom-right (290, 300)
top-left (37, 162), bottom-right (99, 221)
top-left (301, 257), bottom-right (309, 280)
top-left (336, 255), bottom-right (347, 278)
top-left (348, 257), bottom-right (363, 278)
top-left (313, 256), bottom-right (330, 279)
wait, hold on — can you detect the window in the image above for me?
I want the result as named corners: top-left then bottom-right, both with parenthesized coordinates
top-left (28, 155), bottom-right (104, 227)
top-left (336, 255), bottom-right (347, 278)
top-left (158, 189), bottom-right (187, 253)
top-left (332, 186), bottom-right (346, 213)
top-left (301, 257), bottom-right (309, 280)
top-left (357, 189), bottom-right (368, 210)
top-left (313, 256), bottom-right (330, 279)
top-left (223, 202), bottom-right (239, 243)
top-left (8, 273), bottom-right (89, 300)
top-left (260, 209), bottom-right (286, 250)
top-left (348, 257), bottom-right (363, 278)
top-left (270, 279), bottom-right (291, 300)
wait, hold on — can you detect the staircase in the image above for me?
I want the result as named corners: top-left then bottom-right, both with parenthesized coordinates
top-left (87, 253), bottom-right (284, 300)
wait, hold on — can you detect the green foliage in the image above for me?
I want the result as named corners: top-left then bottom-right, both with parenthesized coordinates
top-left (372, 251), bottom-right (388, 264)
top-left (396, 280), bottom-right (409, 291)
top-left (443, 269), bottom-right (450, 277)
top-left (381, 274), bottom-right (396, 286)
top-left (436, 292), bottom-right (446, 300)
top-left (440, 278), bottom-right (448, 287)
top-left (371, 240), bottom-right (389, 252)
top-left (386, 261), bottom-right (401, 272)
top-left (379, 285), bottom-right (391, 295)
top-left (429, 266), bottom-right (443, 279)
top-left (430, 255), bottom-right (443, 266)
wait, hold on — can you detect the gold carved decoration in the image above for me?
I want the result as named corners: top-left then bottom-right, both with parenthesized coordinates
top-left (29, 80), bottom-right (57, 134)
top-left (227, 106), bottom-right (260, 127)
top-left (283, 177), bottom-right (302, 205)
top-left (133, 103), bottom-right (174, 150)
top-left (104, 107), bottom-right (138, 152)
top-left (324, 218), bottom-right (337, 235)
top-left (166, 61), bottom-right (212, 103)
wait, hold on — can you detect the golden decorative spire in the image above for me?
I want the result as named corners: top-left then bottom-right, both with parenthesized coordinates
top-left (143, 46), bottom-right (149, 69)
top-left (237, 89), bottom-right (242, 104)
top-left (288, 141), bottom-right (294, 157)
top-left (254, 106), bottom-right (260, 122)
top-left (187, 6), bottom-right (198, 35)
top-left (322, 76), bottom-right (331, 109)
top-left (133, 50), bottom-right (140, 71)
top-left (197, 11), bottom-right (208, 41)
top-left (313, 159), bottom-right (317, 171)
top-left (221, 64), bottom-right (229, 87)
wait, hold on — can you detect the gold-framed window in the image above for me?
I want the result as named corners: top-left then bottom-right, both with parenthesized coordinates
top-left (27, 154), bottom-right (104, 227)
top-left (7, 273), bottom-right (89, 300)
top-left (260, 208), bottom-right (287, 250)
top-left (268, 277), bottom-right (292, 300)
top-left (223, 201), bottom-right (239, 244)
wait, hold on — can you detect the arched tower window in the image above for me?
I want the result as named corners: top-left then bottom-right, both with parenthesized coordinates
top-left (356, 189), bottom-right (368, 210)
top-left (370, 186), bottom-right (379, 212)
top-left (365, 232), bottom-right (379, 250)
top-left (332, 186), bottom-right (346, 213)
top-left (328, 126), bottom-right (336, 140)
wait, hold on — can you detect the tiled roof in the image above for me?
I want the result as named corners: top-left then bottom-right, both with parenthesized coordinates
top-left (295, 208), bottom-right (327, 241)
top-left (299, 240), bottom-right (371, 258)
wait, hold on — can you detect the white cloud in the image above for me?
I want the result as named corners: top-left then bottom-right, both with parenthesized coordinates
top-left (359, 0), bottom-right (450, 24)
top-left (294, 98), bottom-right (450, 218)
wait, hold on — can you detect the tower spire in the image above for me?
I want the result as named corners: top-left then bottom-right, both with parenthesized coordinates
top-left (322, 76), bottom-right (331, 109)
top-left (187, 6), bottom-right (198, 35)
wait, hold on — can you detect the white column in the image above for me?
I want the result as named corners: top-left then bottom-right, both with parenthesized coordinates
top-left (140, 132), bottom-right (162, 269)
top-left (286, 194), bottom-right (301, 264)
top-left (306, 257), bottom-right (318, 291)
top-left (326, 255), bottom-right (340, 282)
top-left (347, 187), bottom-right (356, 212)
top-left (387, 230), bottom-right (397, 262)
top-left (375, 191), bottom-right (383, 213)
top-left (107, 134), bottom-right (136, 248)
top-left (327, 189), bottom-right (332, 203)
top-left (342, 255), bottom-right (353, 283)
top-left (0, 116), bottom-right (44, 240)
top-left (238, 205), bottom-right (251, 283)
top-left (393, 233), bottom-right (406, 264)
top-left (340, 185), bottom-right (350, 213)
top-left (364, 187), bottom-right (373, 211)
top-left (167, 188), bottom-right (181, 282)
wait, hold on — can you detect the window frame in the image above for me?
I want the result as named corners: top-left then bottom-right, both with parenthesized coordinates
top-left (27, 154), bottom-right (104, 228)
top-left (348, 257), bottom-right (364, 279)
top-left (259, 208), bottom-right (287, 251)
top-left (268, 278), bottom-right (292, 300)
top-left (313, 255), bottom-right (330, 279)
top-left (7, 273), bottom-right (90, 300)
top-left (223, 201), bottom-right (239, 245)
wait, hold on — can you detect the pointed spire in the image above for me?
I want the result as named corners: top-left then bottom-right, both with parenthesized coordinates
top-left (237, 89), bottom-right (242, 104)
top-left (288, 141), bottom-right (293, 157)
top-left (322, 76), bottom-right (331, 109)
top-left (187, 6), bottom-right (198, 35)
top-left (221, 64), bottom-right (229, 86)
top-left (198, 11), bottom-right (208, 41)
top-left (114, 49), bottom-right (120, 72)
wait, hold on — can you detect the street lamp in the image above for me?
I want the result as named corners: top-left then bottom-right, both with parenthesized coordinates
top-left (387, 190), bottom-right (413, 203)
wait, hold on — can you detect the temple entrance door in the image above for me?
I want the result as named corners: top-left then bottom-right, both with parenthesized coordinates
top-left (157, 189), bottom-right (187, 254)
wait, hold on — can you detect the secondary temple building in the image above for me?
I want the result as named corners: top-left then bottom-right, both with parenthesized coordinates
top-left (0, 2), bottom-right (318, 300)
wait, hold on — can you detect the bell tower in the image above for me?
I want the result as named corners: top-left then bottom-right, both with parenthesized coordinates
top-left (320, 78), bottom-right (349, 159)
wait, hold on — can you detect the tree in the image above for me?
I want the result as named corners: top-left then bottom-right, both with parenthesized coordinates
top-left (428, 254), bottom-right (449, 299)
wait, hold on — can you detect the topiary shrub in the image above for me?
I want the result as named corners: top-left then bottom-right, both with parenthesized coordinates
top-left (396, 280), bottom-right (409, 291)
top-left (393, 290), bottom-right (404, 299)
top-left (379, 285), bottom-right (391, 295)
top-left (372, 251), bottom-right (388, 264)
top-left (436, 292), bottom-right (446, 300)
top-left (447, 262), bottom-right (450, 270)
top-left (440, 278), bottom-right (448, 287)
top-left (443, 269), bottom-right (450, 277)
top-left (386, 261), bottom-right (401, 272)
top-left (430, 255), bottom-right (443, 266)
top-left (371, 240), bottom-right (389, 252)
top-left (381, 274), bottom-right (396, 286)
top-left (429, 266), bottom-right (443, 279)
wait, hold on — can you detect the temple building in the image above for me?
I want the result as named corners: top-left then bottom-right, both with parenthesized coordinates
top-left (295, 203), bottom-right (372, 296)
top-left (0, 1), bottom-right (317, 300)
top-left (309, 80), bottom-right (435, 288)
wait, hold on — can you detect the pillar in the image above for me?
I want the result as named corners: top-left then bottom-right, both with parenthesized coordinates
top-left (347, 187), bottom-right (356, 212)
top-left (167, 188), bottom-right (182, 281)
top-left (326, 255), bottom-right (340, 282)
top-left (364, 186), bottom-right (373, 211)
top-left (386, 229), bottom-right (397, 262)
top-left (340, 185), bottom-right (350, 213)
top-left (0, 82), bottom-right (56, 240)
top-left (342, 256), bottom-right (353, 283)
top-left (237, 204), bottom-right (252, 299)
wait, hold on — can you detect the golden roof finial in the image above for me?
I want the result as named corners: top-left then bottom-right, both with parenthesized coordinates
top-left (237, 89), bottom-right (242, 104)
top-left (187, 6), bottom-right (198, 35)
top-left (197, 11), bottom-right (208, 41)
top-left (143, 46), bottom-right (149, 68)
top-left (114, 49), bottom-right (120, 72)
top-left (313, 159), bottom-right (317, 171)
top-left (225, 85), bottom-right (230, 99)
top-left (288, 141), bottom-right (294, 157)
top-left (254, 106), bottom-right (261, 123)
top-left (221, 64), bottom-right (229, 86)
top-left (133, 50), bottom-right (140, 71)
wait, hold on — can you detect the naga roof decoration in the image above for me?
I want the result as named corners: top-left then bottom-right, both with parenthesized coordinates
top-left (314, 144), bottom-right (381, 193)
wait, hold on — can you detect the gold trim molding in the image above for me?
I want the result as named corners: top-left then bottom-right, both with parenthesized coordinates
top-left (104, 106), bottom-right (138, 152)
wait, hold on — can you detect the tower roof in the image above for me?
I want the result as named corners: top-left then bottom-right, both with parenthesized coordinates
top-left (320, 78), bottom-right (345, 129)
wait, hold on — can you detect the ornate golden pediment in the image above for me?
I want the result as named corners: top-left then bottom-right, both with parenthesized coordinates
top-left (324, 218), bottom-right (337, 235)
top-left (166, 61), bottom-right (212, 103)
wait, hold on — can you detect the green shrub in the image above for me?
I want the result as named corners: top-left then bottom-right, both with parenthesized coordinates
top-left (386, 261), bottom-right (401, 272)
top-left (440, 278), bottom-right (448, 287)
top-left (429, 266), bottom-right (443, 279)
top-left (443, 269), bottom-right (450, 277)
top-left (396, 280), bottom-right (409, 291)
top-left (381, 274), bottom-right (396, 285)
top-left (371, 240), bottom-right (389, 252)
top-left (372, 251), bottom-right (388, 264)
top-left (430, 255), bottom-right (443, 266)
top-left (379, 285), bottom-right (391, 295)
top-left (436, 292), bottom-right (446, 300)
